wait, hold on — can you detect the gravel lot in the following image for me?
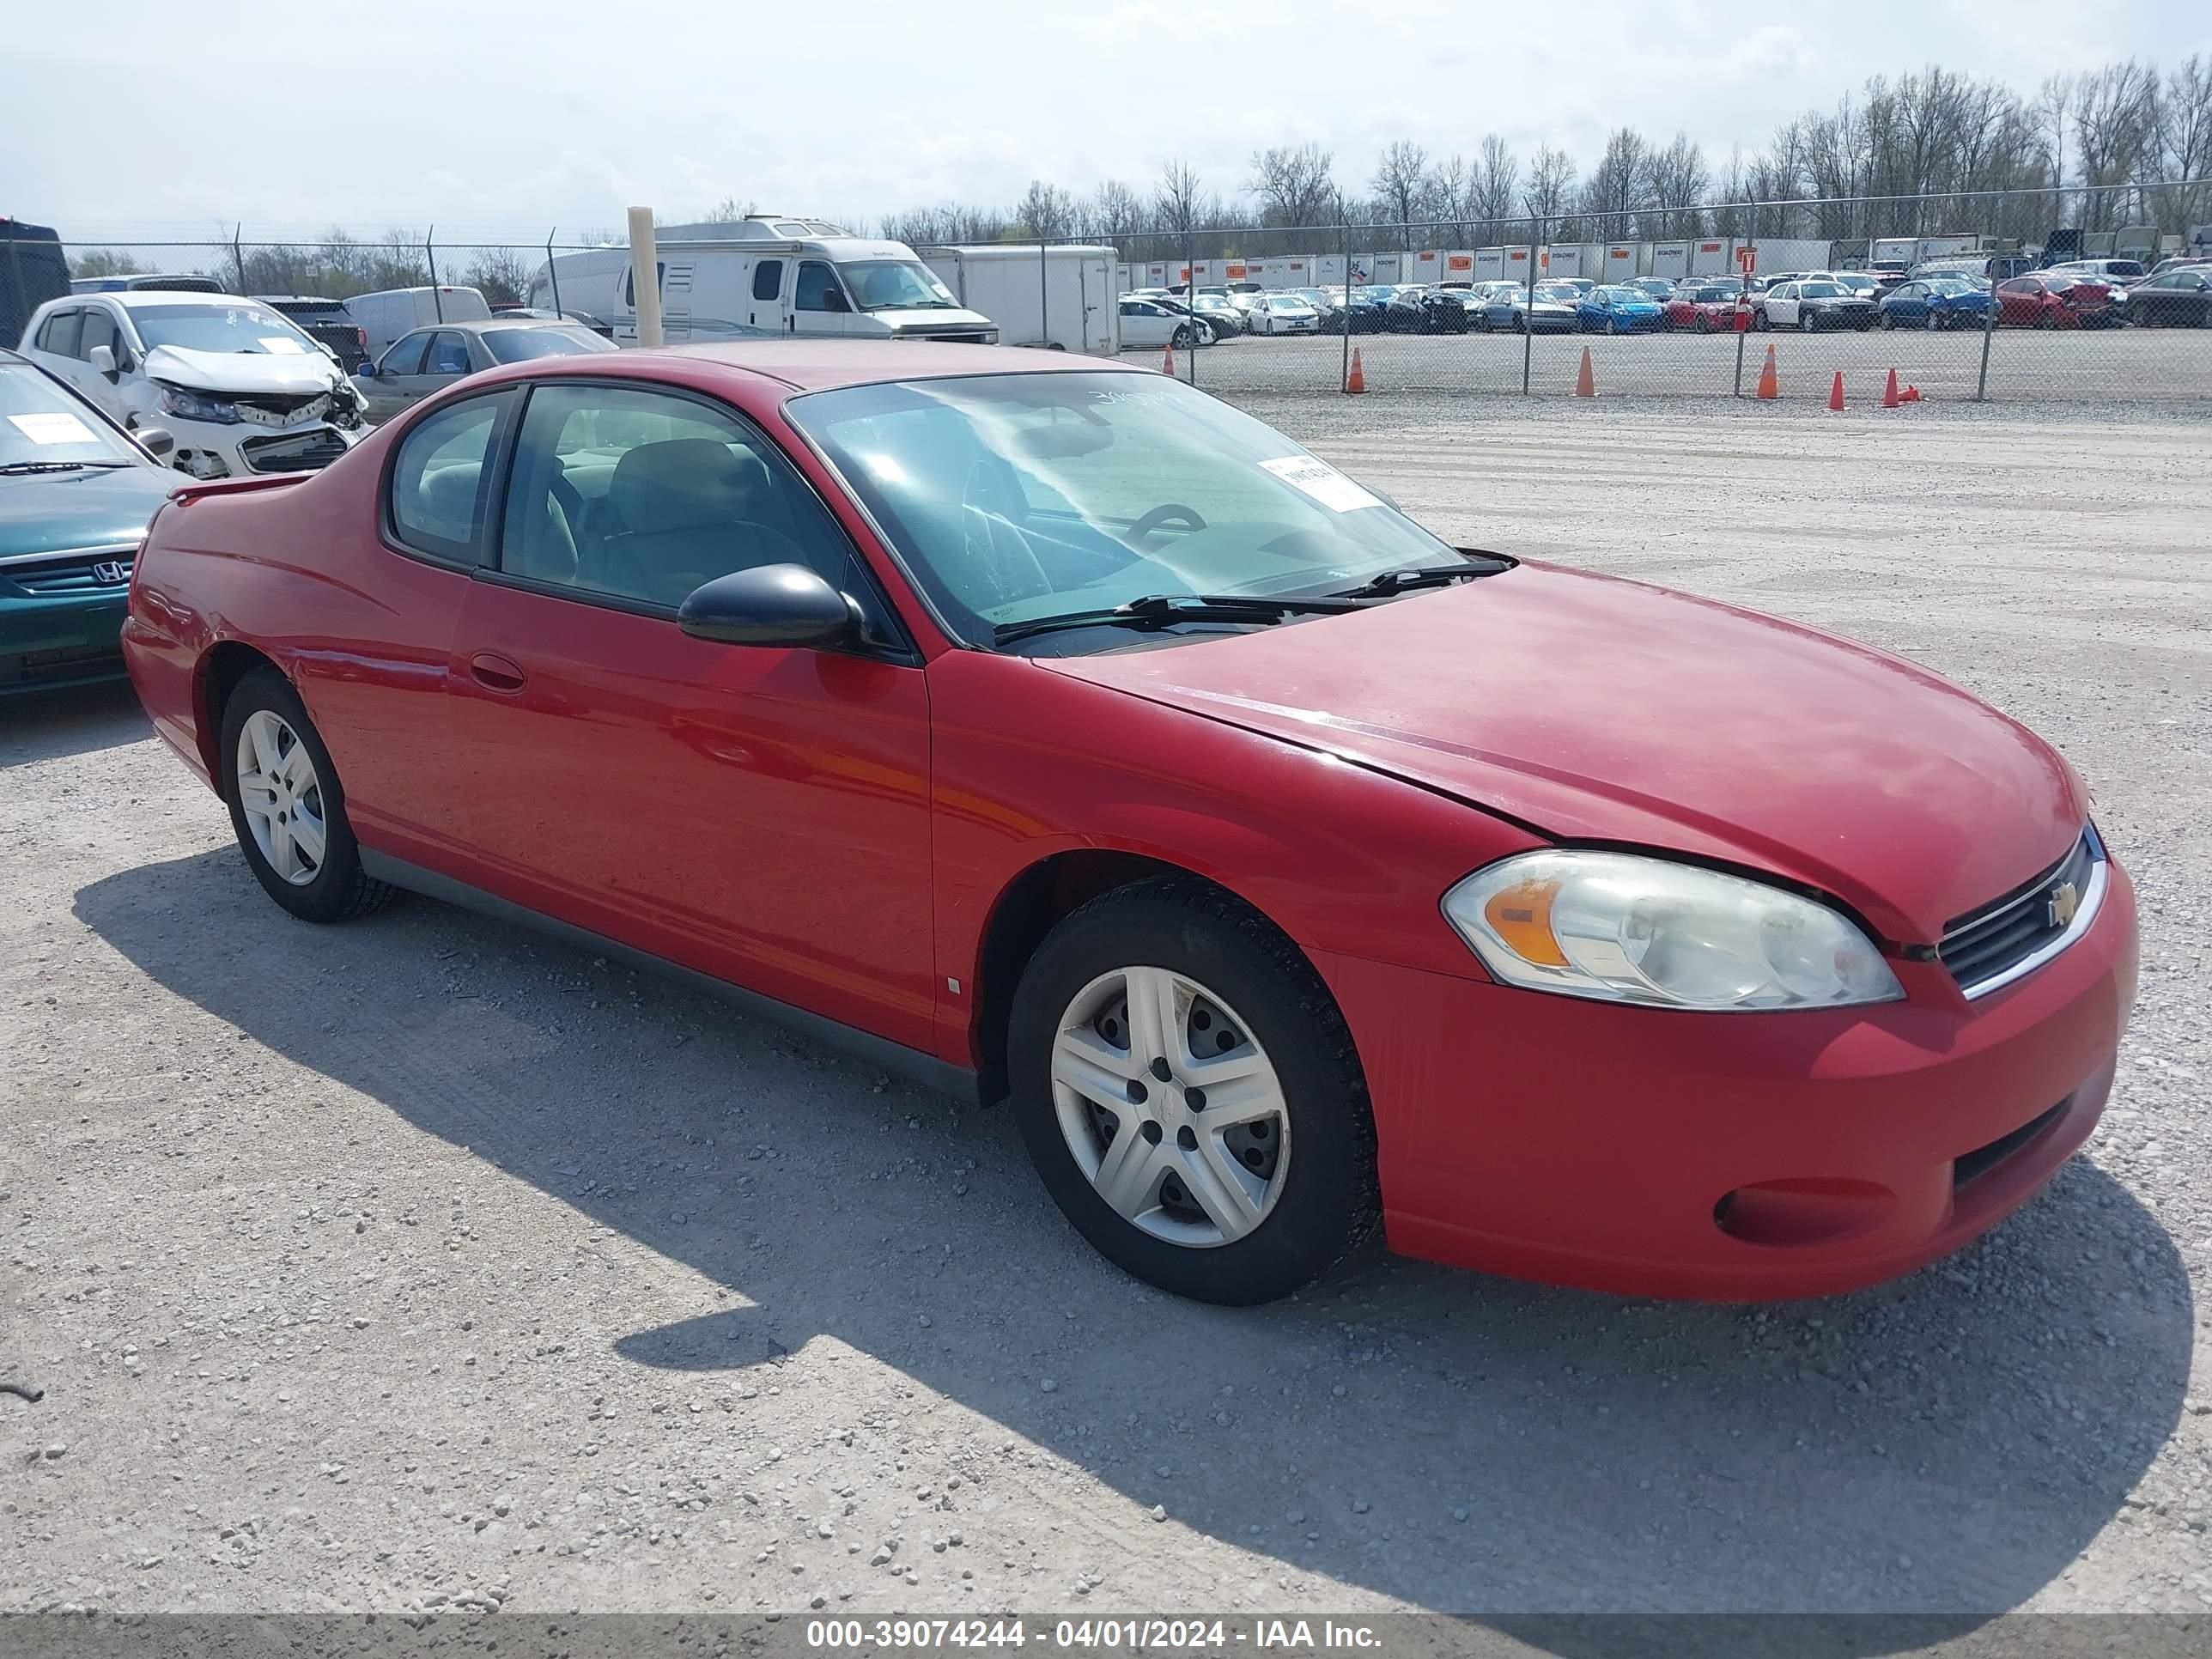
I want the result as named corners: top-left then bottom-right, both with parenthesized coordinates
top-left (3, 399), bottom-right (2209, 1636)
top-left (1146, 323), bottom-right (2212, 404)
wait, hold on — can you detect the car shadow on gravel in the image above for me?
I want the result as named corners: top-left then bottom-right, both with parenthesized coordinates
top-left (0, 679), bottom-right (148, 769)
top-left (77, 851), bottom-right (2190, 1649)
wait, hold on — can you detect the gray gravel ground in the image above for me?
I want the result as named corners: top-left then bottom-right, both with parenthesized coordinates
top-left (3, 398), bottom-right (2209, 1636)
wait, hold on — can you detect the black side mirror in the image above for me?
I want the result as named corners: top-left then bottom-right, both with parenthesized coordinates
top-left (678, 564), bottom-right (857, 648)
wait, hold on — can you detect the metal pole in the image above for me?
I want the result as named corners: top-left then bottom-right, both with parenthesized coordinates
top-left (628, 207), bottom-right (664, 349)
top-left (1733, 245), bottom-right (1750, 397)
top-left (232, 223), bottom-right (246, 295)
top-left (547, 228), bottom-right (562, 318)
top-left (1521, 215), bottom-right (1535, 395)
top-left (1975, 192), bottom-right (1999, 403)
top-left (1185, 225), bottom-right (1196, 384)
top-left (426, 228), bottom-right (443, 321)
top-left (1340, 210), bottom-right (1352, 394)
top-left (1040, 238), bottom-right (1049, 350)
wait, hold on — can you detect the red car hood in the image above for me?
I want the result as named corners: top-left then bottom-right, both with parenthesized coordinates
top-left (1039, 562), bottom-right (2086, 942)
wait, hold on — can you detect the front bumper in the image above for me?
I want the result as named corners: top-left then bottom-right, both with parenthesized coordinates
top-left (0, 573), bottom-right (131, 696)
top-left (161, 416), bottom-right (356, 481)
top-left (1322, 855), bottom-right (2138, 1301)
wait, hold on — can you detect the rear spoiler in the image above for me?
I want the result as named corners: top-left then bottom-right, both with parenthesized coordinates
top-left (167, 472), bottom-right (313, 508)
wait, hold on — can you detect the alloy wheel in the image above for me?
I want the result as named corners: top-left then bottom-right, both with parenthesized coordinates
top-left (1048, 965), bottom-right (1291, 1249)
top-left (234, 709), bottom-right (327, 886)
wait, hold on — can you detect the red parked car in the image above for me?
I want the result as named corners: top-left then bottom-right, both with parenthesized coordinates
top-left (1662, 281), bottom-right (1745, 331)
top-left (1996, 274), bottom-right (2118, 327)
top-left (120, 343), bottom-right (2137, 1306)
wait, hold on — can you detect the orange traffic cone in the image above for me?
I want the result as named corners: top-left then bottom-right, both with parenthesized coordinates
top-left (1827, 370), bottom-right (1844, 411)
top-left (1574, 346), bottom-right (1595, 398)
top-left (1345, 348), bottom-right (1366, 394)
top-left (1903, 384), bottom-right (1923, 403)
top-left (1881, 368), bottom-right (1901, 409)
top-left (1755, 345), bottom-right (1779, 400)
top-left (1160, 342), bottom-right (1176, 375)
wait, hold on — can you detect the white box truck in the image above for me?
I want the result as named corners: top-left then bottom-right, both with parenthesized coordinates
top-left (921, 244), bottom-right (1116, 353)
top-left (345, 285), bottom-right (492, 356)
top-left (530, 216), bottom-right (997, 346)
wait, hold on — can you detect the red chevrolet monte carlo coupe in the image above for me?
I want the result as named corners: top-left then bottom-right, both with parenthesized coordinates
top-left (123, 342), bottom-right (2137, 1306)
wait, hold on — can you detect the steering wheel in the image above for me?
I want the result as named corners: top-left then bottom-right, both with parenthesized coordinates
top-left (960, 460), bottom-right (1053, 605)
top-left (1127, 502), bottom-right (1208, 545)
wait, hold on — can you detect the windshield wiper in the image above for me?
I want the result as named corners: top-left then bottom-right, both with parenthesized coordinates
top-left (0, 459), bottom-right (127, 476)
top-left (994, 592), bottom-right (1368, 647)
top-left (1329, 560), bottom-right (1504, 599)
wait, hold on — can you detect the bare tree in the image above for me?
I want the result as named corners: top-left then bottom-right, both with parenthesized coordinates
top-left (1081, 179), bottom-right (1150, 243)
top-left (2073, 61), bottom-right (2162, 225)
top-left (1370, 140), bottom-right (1431, 233)
top-left (1248, 143), bottom-right (1338, 230)
top-left (698, 195), bottom-right (757, 223)
top-left (1578, 127), bottom-right (1651, 238)
top-left (1647, 131), bottom-right (1711, 239)
top-left (459, 246), bottom-right (532, 306)
top-left (2156, 55), bottom-right (2212, 227)
top-left (68, 248), bottom-right (149, 280)
top-left (1522, 146), bottom-right (1577, 239)
top-left (1470, 135), bottom-right (1519, 239)
top-left (1015, 180), bottom-right (1077, 242)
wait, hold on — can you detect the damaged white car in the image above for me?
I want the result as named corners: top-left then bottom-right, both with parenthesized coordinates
top-left (19, 291), bottom-right (365, 479)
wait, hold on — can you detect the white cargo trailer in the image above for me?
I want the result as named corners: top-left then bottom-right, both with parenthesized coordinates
top-left (922, 244), bottom-right (1115, 353)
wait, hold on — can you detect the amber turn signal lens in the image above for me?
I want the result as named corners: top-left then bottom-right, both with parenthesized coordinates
top-left (1482, 877), bottom-right (1571, 967)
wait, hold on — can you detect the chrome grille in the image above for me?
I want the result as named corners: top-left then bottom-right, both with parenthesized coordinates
top-left (2, 551), bottom-right (135, 597)
top-left (1939, 828), bottom-right (2105, 998)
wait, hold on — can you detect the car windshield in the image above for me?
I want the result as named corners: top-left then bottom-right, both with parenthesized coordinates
top-left (1800, 282), bottom-right (1844, 298)
top-left (837, 259), bottom-right (959, 312)
top-left (1692, 286), bottom-right (1735, 301)
top-left (481, 325), bottom-right (619, 364)
top-left (0, 362), bottom-right (143, 469)
top-left (788, 372), bottom-right (1471, 648)
top-left (128, 303), bottom-right (319, 356)
top-left (1926, 278), bottom-right (1972, 295)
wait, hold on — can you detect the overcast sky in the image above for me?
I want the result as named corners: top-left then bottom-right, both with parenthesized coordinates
top-left (8, 0), bottom-right (2205, 242)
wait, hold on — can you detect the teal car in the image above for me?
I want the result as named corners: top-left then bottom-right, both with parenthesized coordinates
top-left (1, 349), bottom-right (179, 696)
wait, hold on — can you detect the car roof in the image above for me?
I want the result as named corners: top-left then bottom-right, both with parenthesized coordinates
top-left (100, 290), bottom-right (266, 308)
top-left (547, 339), bottom-right (1138, 394)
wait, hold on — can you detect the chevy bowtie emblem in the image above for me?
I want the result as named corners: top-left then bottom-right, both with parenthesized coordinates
top-left (90, 562), bottom-right (128, 586)
top-left (2047, 880), bottom-right (2081, 929)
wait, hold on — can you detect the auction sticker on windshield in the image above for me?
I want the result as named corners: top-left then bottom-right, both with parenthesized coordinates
top-left (9, 411), bottom-right (98, 446)
top-left (1258, 454), bottom-right (1382, 513)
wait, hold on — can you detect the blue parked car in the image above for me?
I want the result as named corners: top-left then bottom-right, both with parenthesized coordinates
top-left (0, 348), bottom-right (178, 696)
top-left (1878, 277), bottom-right (1992, 330)
top-left (1575, 286), bottom-right (1665, 334)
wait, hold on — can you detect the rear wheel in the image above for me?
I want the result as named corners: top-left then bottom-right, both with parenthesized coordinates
top-left (1007, 880), bottom-right (1378, 1304)
top-left (219, 666), bottom-right (395, 924)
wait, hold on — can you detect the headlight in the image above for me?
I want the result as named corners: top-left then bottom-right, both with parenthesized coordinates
top-left (156, 386), bottom-right (241, 424)
top-left (1442, 850), bottom-right (1902, 1012)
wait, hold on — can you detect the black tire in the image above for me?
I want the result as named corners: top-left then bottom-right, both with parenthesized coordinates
top-left (219, 665), bottom-right (396, 924)
top-left (1006, 878), bottom-right (1380, 1305)
top-left (1171, 325), bottom-right (1193, 349)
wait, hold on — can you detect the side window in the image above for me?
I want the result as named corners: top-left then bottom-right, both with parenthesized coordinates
top-left (380, 332), bottom-right (432, 377)
top-left (794, 261), bottom-right (848, 313)
top-left (77, 307), bottom-right (118, 363)
top-left (751, 259), bottom-right (783, 302)
top-left (427, 331), bottom-right (472, 375)
top-left (387, 392), bottom-right (511, 563)
top-left (496, 383), bottom-right (874, 622)
top-left (622, 261), bottom-right (667, 308)
top-left (38, 308), bottom-right (82, 356)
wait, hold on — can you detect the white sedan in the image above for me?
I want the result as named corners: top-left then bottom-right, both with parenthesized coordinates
top-left (1117, 297), bottom-right (1214, 349)
top-left (1246, 294), bottom-right (1322, 335)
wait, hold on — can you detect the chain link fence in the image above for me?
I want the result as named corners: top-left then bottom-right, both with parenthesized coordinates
top-left (1103, 183), bottom-right (2212, 405)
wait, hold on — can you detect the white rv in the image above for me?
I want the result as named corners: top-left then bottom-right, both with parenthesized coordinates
top-left (921, 245), bottom-right (1116, 353)
top-left (529, 216), bottom-right (997, 347)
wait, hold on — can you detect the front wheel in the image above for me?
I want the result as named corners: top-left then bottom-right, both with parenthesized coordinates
top-left (1799, 312), bottom-right (1815, 332)
top-left (1007, 880), bottom-right (1379, 1304)
top-left (220, 665), bottom-right (396, 923)
top-left (1170, 325), bottom-right (1193, 349)
top-left (1881, 312), bottom-right (1897, 330)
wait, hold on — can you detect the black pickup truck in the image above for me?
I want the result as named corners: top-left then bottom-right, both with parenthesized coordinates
top-left (253, 295), bottom-right (372, 374)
